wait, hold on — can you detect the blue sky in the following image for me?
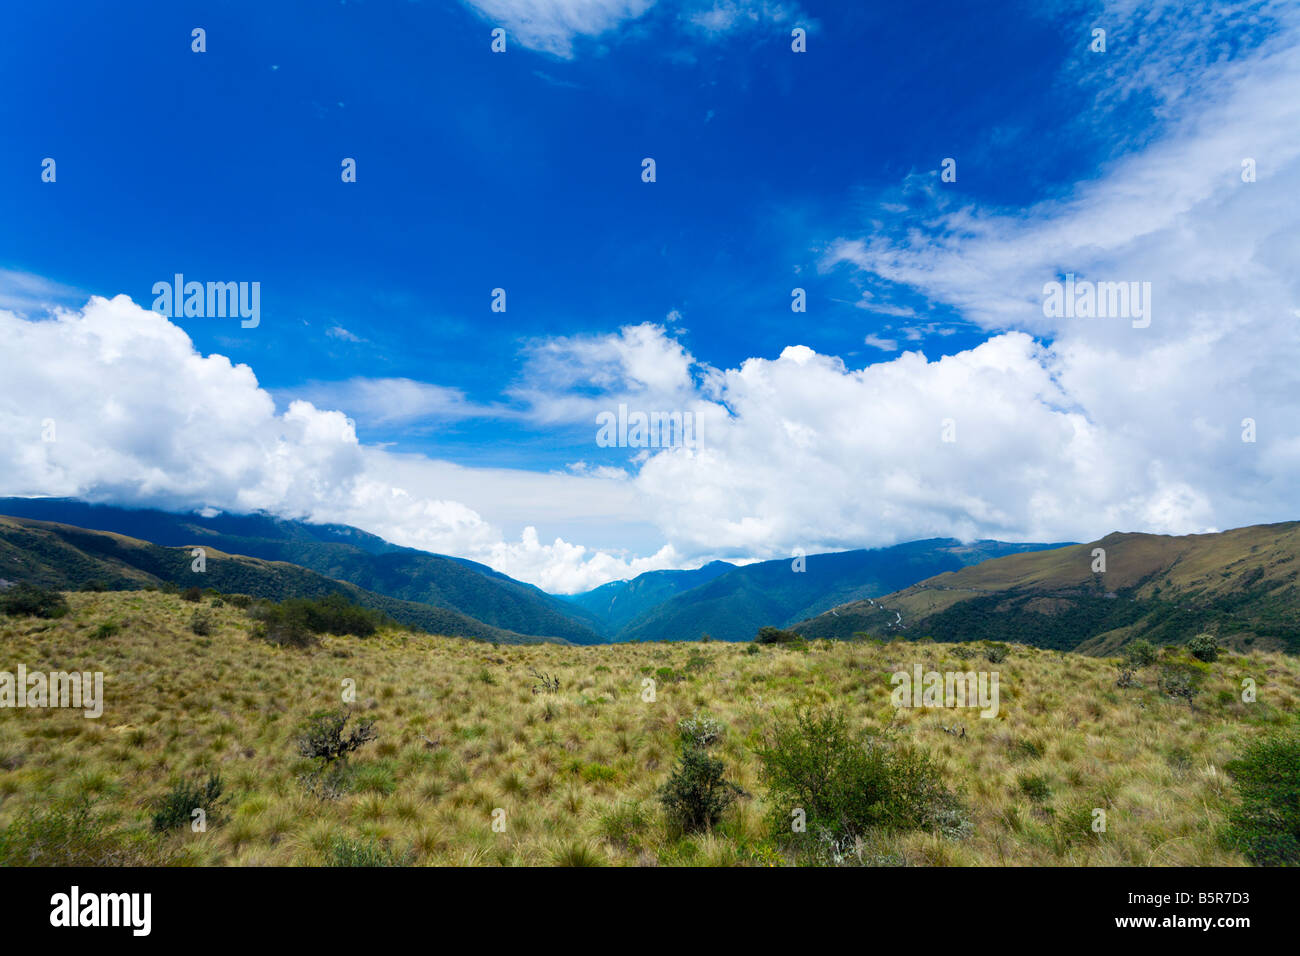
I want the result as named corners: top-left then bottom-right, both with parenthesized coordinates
top-left (5, 0), bottom-right (1111, 461)
top-left (3, 1), bottom-right (1299, 590)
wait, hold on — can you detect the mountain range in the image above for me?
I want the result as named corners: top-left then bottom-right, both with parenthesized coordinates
top-left (4, 497), bottom-right (1299, 655)
top-left (793, 523), bottom-right (1300, 654)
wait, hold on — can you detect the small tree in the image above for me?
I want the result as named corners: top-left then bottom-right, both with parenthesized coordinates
top-left (659, 746), bottom-right (741, 833)
top-left (1188, 633), bottom-right (1219, 663)
top-left (983, 642), bottom-right (1009, 664)
top-left (295, 709), bottom-right (377, 765)
top-left (1123, 639), bottom-right (1158, 668)
top-left (756, 625), bottom-right (801, 645)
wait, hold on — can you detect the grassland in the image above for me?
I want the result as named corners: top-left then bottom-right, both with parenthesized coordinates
top-left (2, 591), bottom-right (1297, 866)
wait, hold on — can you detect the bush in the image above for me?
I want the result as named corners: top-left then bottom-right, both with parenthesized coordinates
top-left (755, 625), bottom-right (801, 645)
top-left (983, 642), bottom-right (1009, 664)
top-left (659, 746), bottom-right (741, 833)
top-left (1017, 773), bottom-right (1053, 803)
top-left (190, 610), bottom-right (214, 636)
top-left (296, 709), bottom-right (377, 765)
top-left (1123, 639), bottom-right (1158, 667)
top-left (181, 586), bottom-right (203, 603)
top-left (152, 773), bottom-right (225, 832)
top-left (678, 713), bottom-right (725, 749)
top-left (1222, 730), bottom-right (1300, 865)
top-left (250, 593), bottom-right (384, 647)
top-left (755, 707), bottom-right (955, 845)
top-left (0, 584), bottom-right (69, 619)
top-left (1188, 633), bottom-right (1219, 663)
top-left (92, 620), bottom-right (120, 640)
top-left (0, 800), bottom-right (174, 866)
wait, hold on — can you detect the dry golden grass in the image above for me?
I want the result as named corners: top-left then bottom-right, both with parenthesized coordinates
top-left (1, 591), bottom-right (1296, 866)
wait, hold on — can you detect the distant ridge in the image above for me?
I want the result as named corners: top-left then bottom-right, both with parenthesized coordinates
top-left (792, 522), bottom-right (1300, 654)
top-left (0, 498), bottom-right (603, 644)
top-left (568, 538), bottom-right (1069, 642)
top-left (0, 515), bottom-right (558, 643)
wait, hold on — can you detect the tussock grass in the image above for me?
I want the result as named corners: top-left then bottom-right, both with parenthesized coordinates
top-left (0, 591), bottom-right (1296, 865)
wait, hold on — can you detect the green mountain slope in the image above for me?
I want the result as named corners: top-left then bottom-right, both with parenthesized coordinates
top-left (563, 561), bottom-right (735, 633)
top-left (792, 523), bottom-right (1300, 653)
top-left (0, 498), bottom-right (602, 644)
top-left (610, 539), bottom-right (1067, 642)
top-left (0, 516), bottom-right (557, 644)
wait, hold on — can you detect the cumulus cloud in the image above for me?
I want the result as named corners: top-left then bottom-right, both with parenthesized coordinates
top-left (0, 296), bottom-right (673, 592)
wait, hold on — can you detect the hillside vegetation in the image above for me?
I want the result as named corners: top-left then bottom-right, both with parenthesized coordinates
top-left (796, 523), bottom-right (1300, 654)
top-left (1, 591), bottom-right (1296, 866)
top-left (604, 539), bottom-right (1067, 643)
top-left (0, 499), bottom-right (604, 644)
top-left (0, 517), bottom-right (552, 645)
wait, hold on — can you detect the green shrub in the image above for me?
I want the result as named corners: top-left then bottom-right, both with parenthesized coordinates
top-left (1123, 639), bottom-right (1158, 667)
top-left (152, 773), bottom-right (225, 832)
top-left (0, 584), bottom-right (69, 619)
top-left (1188, 633), bottom-right (1220, 663)
top-left (755, 625), bottom-right (802, 645)
top-left (295, 709), bottom-right (377, 765)
top-left (181, 586), bottom-right (203, 603)
top-left (92, 620), bottom-right (120, 640)
top-left (250, 593), bottom-right (384, 647)
top-left (983, 642), bottom-right (1010, 664)
top-left (1017, 773), bottom-right (1053, 803)
top-left (190, 610), bottom-right (214, 636)
top-left (659, 746), bottom-right (742, 833)
top-left (0, 800), bottom-right (174, 866)
top-left (755, 707), bottom-right (956, 845)
top-left (1222, 730), bottom-right (1300, 865)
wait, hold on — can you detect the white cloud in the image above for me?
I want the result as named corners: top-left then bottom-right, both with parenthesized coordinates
top-left (285, 377), bottom-right (496, 428)
top-left (326, 325), bottom-right (363, 342)
top-left (458, 0), bottom-right (655, 57)
top-left (684, 0), bottom-right (802, 37)
top-left (458, 0), bottom-right (809, 56)
top-left (0, 296), bottom-right (674, 593)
